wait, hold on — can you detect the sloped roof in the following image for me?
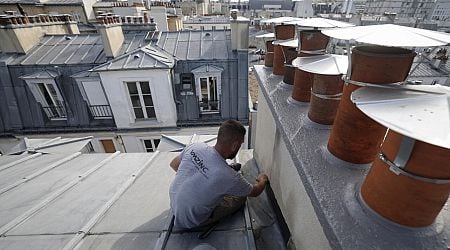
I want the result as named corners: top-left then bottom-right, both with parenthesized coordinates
top-left (92, 45), bottom-right (175, 71)
top-left (191, 64), bottom-right (224, 73)
top-left (9, 32), bottom-right (151, 66)
top-left (0, 149), bottom-right (283, 249)
top-left (70, 70), bottom-right (99, 78)
top-left (6, 136), bottom-right (92, 154)
top-left (19, 69), bottom-right (59, 79)
top-left (155, 30), bottom-right (236, 60)
top-left (0, 0), bottom-right (82, 4)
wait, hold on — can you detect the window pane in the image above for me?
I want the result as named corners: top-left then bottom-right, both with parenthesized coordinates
top-left (134, 108), bottom-right (144, 118)
top-left (37, 83), bottom-right (54, 106)
top-left (130, 96), bottom-right (141, 107)
top-left (127, 82), bottom-right (138, 94)
top-left (154, 139), bottom-right (160, 148)
top-left (144, 140), bottom-right (152, 148)
top-left (143, 95), bottom-right (153, 106)
top-left (140, 82), bottom-right (151, 94)
top-left (146, 107), bottom-right (156, 118)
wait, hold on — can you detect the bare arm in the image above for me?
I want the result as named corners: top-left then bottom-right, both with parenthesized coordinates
top-left (249, 173), bottom-right (269, 197)
top-left (170, 155), bottom-right (181, 172)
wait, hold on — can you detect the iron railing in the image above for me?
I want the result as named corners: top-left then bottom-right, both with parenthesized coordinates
top-left (42, 105), bottom-right (67, 119)
top-left (89, 105), bottom-right (113, 118)
top-left (200, 100), bottom-right (219, 112)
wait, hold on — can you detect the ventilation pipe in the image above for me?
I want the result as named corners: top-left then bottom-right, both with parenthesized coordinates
top-left (289, 30), bottom-right (330, 103)
top-left (327, 46), bottom-right (416, 163)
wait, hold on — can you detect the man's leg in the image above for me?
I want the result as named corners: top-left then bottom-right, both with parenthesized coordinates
top-left (199, 195), bottom-right (246, 227)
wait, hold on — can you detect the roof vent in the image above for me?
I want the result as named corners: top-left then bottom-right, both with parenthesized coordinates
top-left (205, 33), bottom-right (211, 37)
top-left (65, 36), bottom-right (72, 40)
top-left (134, 54), bottom-right (141, 59)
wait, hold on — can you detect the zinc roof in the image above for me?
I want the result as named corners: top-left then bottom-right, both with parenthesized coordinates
top-left (0, 149), bottom-right (283, 249)
top-left (155, 30), bottom-right (236, 60)
top-left (9, 32), bottom-right (150, 66)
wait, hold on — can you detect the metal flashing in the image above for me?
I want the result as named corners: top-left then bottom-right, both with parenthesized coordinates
top-left (322, 24), bottom-right (450, 47)
top-left (292, 54), bottom-right (348, 75)
top-left (351, 85), bottom-right (450, 149)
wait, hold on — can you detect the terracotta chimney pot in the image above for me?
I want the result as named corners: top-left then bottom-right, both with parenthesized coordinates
top-left (361, 130), bottom-right (450, 227)
top-left (327, 45), bottom-right (416, 164)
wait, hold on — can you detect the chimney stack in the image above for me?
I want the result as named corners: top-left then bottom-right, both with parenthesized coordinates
top-left (0, 14), bottom-right (79, 54)
top-left (230, 10), bottom-right (249, 51)
top-left (96, 15), bottom-right (124, 58)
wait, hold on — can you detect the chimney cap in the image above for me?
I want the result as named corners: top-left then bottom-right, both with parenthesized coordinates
top-left (352, 85), bottom-right (450, 149)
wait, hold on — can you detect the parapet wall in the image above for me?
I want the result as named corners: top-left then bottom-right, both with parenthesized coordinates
top-left (252, 65), bottom-right (450, 249)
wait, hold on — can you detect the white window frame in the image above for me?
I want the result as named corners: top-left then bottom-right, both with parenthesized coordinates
top-left (25, 79), bottom-right (67, 120)
top-left (125, 81), bottom-right (157, 120)
top-left (198, 76), bottom-right (220, 112)
top-left (142, 138), bottom-right (161, 152)
top-left (191, 65), bottom-right (223, 114)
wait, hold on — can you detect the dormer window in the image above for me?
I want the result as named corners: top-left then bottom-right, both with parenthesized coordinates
top-left (191, 65), bottom-right (223, 114)
top-left (126, 81), bottom-right (156, 120)
top-left (20, 70), bottom-right (67, 120)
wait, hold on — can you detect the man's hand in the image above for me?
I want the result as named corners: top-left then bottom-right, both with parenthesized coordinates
top-left (249, 173), bottom-right (269, 197)
top-left (170, 155), bottom-right (181, 172)
top-left (256, 173), bottom-right (269, 184)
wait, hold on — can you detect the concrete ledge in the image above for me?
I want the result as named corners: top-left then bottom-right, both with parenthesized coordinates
top-left (252, 65), bottom-right (450, 249)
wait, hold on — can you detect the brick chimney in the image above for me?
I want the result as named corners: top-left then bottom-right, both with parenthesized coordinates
top-left (0, 14), bottom-right (79, 54)
top-left (96, 15), bottom-right (124, 58)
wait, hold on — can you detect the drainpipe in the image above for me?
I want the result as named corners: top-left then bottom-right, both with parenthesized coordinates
top-left (327, 45), bottom-right (416, 164)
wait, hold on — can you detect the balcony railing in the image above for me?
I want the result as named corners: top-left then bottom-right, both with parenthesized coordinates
top-left (200, 100), bottom-right (219, 113)
top-left (42, 105), bottom-right (67, 119)
top-left (89, 105), bottom-right (113, 118)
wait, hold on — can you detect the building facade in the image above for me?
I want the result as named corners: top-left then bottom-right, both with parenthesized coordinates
top-left (0, 13), bottom-right (249, 153)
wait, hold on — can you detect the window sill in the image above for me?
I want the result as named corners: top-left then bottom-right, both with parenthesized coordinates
top-left (129, 118), bottom-right (161, 128)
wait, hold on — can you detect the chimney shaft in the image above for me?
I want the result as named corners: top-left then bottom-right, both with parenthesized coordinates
top-left (96, 16), bottom-right (124, 58)
top-left (230, 11), bottom-right (249, 51)
top-left (0, 14), bottom-right (79, 54)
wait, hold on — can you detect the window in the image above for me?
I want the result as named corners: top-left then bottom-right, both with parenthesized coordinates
top-left (143, 139), bottom-right (161, 152)
top-left (180, 73), bottom-right (194, 91)
top-left (191, 65), bottom-right (223, 114)
top-left (126, 81), bottom-right (156, 119)
top-left (77, 80), bottom-right (112, 118)
top-left (199, 76), bottom-right (219, 112)
top-left (36, 82), bottom-right (66, 119)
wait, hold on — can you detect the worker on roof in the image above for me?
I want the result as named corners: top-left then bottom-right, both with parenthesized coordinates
top-left (169, 120), bottom-right (269, 229)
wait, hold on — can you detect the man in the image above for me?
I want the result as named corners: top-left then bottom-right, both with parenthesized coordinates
top-left (169, 120), bottom-right (269, 229)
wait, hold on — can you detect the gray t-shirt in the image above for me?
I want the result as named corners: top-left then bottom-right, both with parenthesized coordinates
top-left (169, 143), bottom-right (253, 229)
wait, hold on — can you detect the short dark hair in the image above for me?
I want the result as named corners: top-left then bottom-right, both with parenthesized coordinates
top-left (217, 120), bottom-right (246, 146)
